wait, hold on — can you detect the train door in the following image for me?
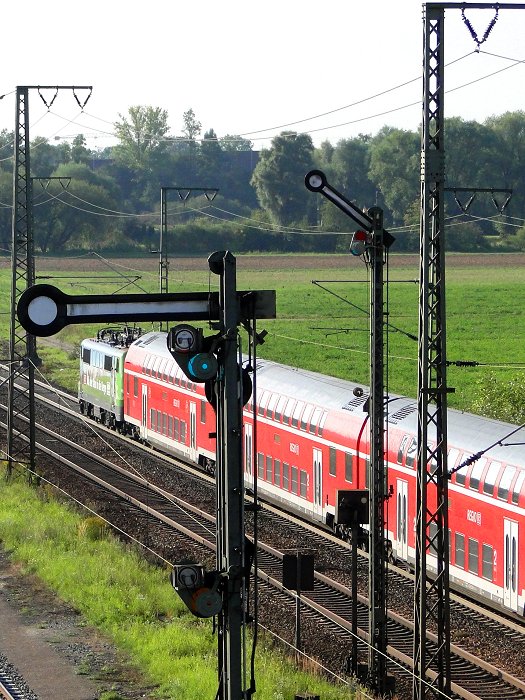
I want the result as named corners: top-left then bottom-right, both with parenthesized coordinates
top-left (140, 385), bottom-right (148, 440)
top-left (244, 423), bottom-right (254, 490)
top-left (189, 401), bottom-right (197, 461)
top-left (396, 479), bottom-right (408, 561)
top-left (503, 519), bottom-right (519, 611)
top-left (313, 448), bottom-right (323, 518)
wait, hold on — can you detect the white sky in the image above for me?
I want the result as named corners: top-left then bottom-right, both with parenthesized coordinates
top-left (1, 1), bottom-right (524, 150)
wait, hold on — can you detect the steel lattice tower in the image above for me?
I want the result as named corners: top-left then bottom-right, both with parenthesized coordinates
top-left (413, 6), bottom-right (451, 698)
top-left (7, 87), bottom-right (37, 476)
top-left (7, 86), bottom-right (92, 477)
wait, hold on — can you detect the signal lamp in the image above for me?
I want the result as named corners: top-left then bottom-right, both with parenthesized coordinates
top-left (350, 230), bottom-right (369, 257)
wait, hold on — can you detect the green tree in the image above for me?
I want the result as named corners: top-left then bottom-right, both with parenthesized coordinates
top-left (71, 135), bottom-right (91, 165)
top-left (33, 163), bottom-right (120, 253)
top-left (114, 105), bottom-right (170, 170)
top-left (251, 131), bottom-right (315, 226)
top-left (182, 108), bottom-right (202, 142)
top-left (368, 126), bottom-right (419, 225)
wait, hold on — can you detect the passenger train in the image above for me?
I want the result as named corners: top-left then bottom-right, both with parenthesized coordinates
top-left (78, 328), bottom-right (525, 618)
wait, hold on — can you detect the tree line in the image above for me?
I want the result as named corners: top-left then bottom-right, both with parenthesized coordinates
top-left (0, 106), bottom-right (524, 255)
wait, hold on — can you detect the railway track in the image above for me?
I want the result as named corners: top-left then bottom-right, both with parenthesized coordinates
top-left (2, 401), bottom-right (525, 699)
top-left (2, 373), bottom-right (525, 698)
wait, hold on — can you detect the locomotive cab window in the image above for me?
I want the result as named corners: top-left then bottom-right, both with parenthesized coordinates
top-left (82, 347), bottom-right (91, 364)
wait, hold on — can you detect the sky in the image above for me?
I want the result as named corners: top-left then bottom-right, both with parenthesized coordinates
top-left (1, 1), bottom-right (525, 151)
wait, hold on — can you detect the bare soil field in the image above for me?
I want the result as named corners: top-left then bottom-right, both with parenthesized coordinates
top-left (10, 251), bottom-right (525, 273)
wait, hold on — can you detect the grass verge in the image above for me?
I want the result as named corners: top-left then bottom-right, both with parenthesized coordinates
top-left (0, 466), bottom-right (360, 700)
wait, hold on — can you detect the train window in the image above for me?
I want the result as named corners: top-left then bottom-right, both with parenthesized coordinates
top-left (482, 544), bottom-right (493, 581)
top-left (300, 404), bottom-right (314, 431)
top-left (274, 459), bottom-right (281, 487)
top-left (200, 401), bottom-right (206, 424)
top-left (167, 362), bottom-right (176, 383)
top-left (483, 461), bottom-right (501, 495)
top-left (168, 416), bottom-right (173, 438)
top-left (455, 533), bottom-right (465, 568)
top-left (318, 411), bottom-right (328, 437)
top-left (397, 435), bottom-right (409, 464)
top-left (291, 466), bottom-right (298, 494)
top-left (157, 410), bottom-right (162, 432)
top-left (103, 355), bottom-right (111, 371)
top-left (283, 398), bottom-right (295, 424)
top-left (455, 455), bottom-right (468, 485)
top-left (180, 421), bottom-right (186, 443)
top-left (162, 412), bottom-right (167, 435)
top-left (291, 401), bottom-right (305, 428)
top-left (257, 453), bottom-right (264, 479)
top-left (345, 453), bottom-right (353, 483)
top-left (468, 538), bottom-right (479, 575)
top-left (174, 418), bottom-right (180, 441)
top-left (133, 376), bottom-right (138, 398)
top-left (447, 447), bottom-right (459, 476)
top-left (82, 347), bottom-right (91, 364)
top-left (365, 458), bottom-right (370, 488)
top-left (329, 447), bottom-right (337, 477)
top-left (266, 394), bottom-right (278, 419)
top-left (158, 358), bottom-right (167, 381)
top-left (257, 390), bottom-right (270, 416)
top-left (512, 470), bottom-right (525, 504)
top-left (497, 466), bottom-right (516, 501)
top-left (405, 437), bottom-right (417, 468)
top-left (300, 470), bottom-right (307, 498)
top-left (274, 396), bottom-right (286, 422)
top-left (145, 354), bottom-right (155, 376)
top-left (310, 407), bottom-right (323, 434)
top-left (283, 462), bottom-right (289, 490)
top-left (265, 456), bottom-right (272, 482)
top-left (150, 408), bottom-right (156, 431)
top-left (468, 458), bottom-right (487, 491)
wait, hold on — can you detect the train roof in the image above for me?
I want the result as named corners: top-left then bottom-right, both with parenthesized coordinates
top-left (81, 337), bottom-right (129, 357)
top-left (126, 331), bottom-right (525, 468)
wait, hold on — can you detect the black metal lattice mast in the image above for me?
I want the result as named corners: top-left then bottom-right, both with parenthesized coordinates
top-left (7, 87), bottom-right (37, 475)
top-left (414, 8), bottom-right (451, 698)
top-left (367, 206), bottom-right (389, 694)
top-left (7, 86), bottom-right (92, 476)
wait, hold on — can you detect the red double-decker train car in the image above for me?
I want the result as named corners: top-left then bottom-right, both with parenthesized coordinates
top-left (79, 330), bottom-right (525, 617)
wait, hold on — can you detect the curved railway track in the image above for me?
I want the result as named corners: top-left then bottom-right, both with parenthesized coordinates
top-left (1, 374), bottom-right (525, 698)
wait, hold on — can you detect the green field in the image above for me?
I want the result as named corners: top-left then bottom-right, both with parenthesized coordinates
top-left (1, 253), bottom-right (524, 419)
